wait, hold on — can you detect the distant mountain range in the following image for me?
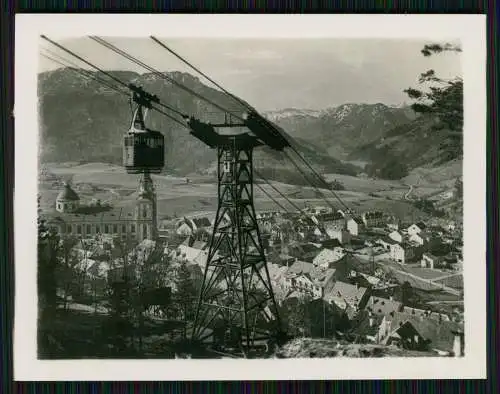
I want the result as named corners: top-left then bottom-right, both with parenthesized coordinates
top-left (38, 68), bottom-right (359, 182)
top-left (38, 68), bottom-right (461, 183)
top-left (264, 103), bottom-right (417, 160)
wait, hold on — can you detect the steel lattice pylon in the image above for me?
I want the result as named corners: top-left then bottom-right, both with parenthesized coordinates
top-left (191, 135), bottom-right (283, 357)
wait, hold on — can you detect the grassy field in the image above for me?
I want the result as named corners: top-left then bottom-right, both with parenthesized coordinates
top-left (40, 162), bottom-right (435, 220)
top-left (435, 274), bottom-right (464, 290)
top-left (394, 265), bottom-right (449, 280)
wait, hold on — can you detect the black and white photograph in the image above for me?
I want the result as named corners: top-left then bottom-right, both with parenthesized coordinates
top-left (14, 14), bottom-right (486, 381)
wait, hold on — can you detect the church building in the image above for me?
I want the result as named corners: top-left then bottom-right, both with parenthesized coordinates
top-left (44, 177), bottom-right (157, 242)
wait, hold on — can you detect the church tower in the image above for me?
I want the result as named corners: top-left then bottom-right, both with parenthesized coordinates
top-left (135, 172), bottom-right (157, 240)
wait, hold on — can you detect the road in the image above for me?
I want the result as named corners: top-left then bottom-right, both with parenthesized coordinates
top-left (392, 268), bottom-right (461, 296)
top-left (404, 184), bottom-right (414, 200)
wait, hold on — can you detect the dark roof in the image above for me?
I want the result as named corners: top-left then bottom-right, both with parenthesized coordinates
top-left (56, 183), bottom-right (80, 201)
top-left (378, 236), bottom-right (398, 245)
top-left (321, 238), bottom-right (342, 249)
top-left (388, 312), bottom-right (463, 353)
top-left (44, 205), bottom-right (137, 224)
top-left (318, 212), bottom-right (345, 221)
top-left (348, 216), bottom-right (364, 225)
top-left (365, 296), bottom-right (403, 317)
top-left (350, 310), bottom-right (384, 337)
top-left (416, 221), bottom-right (427, 229)
top-left (363, 211), bottom-right (384, 219)
top-left (193, 217), bottom-right (211, 228)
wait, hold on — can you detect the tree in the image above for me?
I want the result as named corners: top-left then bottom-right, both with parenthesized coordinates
top-left (454, 177), bottom-right (463, 199)
top-left (174, 260), bottom-right (198, 339)
top-left (404, 43), bottom-right (463, 161)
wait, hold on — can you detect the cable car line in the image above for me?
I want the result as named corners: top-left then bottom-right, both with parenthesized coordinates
top-left (43, 35), bottom-right (351, 216)
top-left (254, 170), bottom-right (302, 212)
top-left (281, 150), bottom-right (338, 212)
top-left (283, 150), bottom-right (351, 213)
top-left (41, 36), bottom-right (190, 130)
top-left (254, 183), bottom-right (289, 213)
top-left (89, 36), bottom-right (236, 117)
top-left (148, 38), bottom-right (353, 214)
top-left (40, 51), bottom-right (128, 96)
top-left (41, 52), bottom-right (189, 131)
top-left (150, 36), bottom-right (252, 111)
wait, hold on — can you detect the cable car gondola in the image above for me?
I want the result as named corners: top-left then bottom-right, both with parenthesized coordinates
top-left (123, 89), bottom-right (165, 174)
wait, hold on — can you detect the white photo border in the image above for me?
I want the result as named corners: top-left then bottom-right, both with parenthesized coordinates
top-left (14, 14), bottom-right (487, 381)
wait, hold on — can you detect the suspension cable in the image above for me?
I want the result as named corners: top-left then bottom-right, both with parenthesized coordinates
top-left (148, 38), bottom-right (353, 213)
top-left (40, 50), bottom-right (128, 95)
top-left (45, 35), bottom-right (352, 215)
top-left (89, 36), bottom-right (239, 117)
top-left (150, 36), bottom-right (252, 111)
top-left (254, 183), bottom-right (289, 213)
top-left (40, 37), bottom-right (190, 130)
top-left (254, 170), bottom-right (303, 212)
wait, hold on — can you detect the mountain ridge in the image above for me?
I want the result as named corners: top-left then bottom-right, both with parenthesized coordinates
top-left (38, 68), bottom-right (360, 182)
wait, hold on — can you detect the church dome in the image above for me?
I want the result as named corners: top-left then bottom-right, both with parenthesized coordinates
top-left (57, 183), bottom-right (80, 201)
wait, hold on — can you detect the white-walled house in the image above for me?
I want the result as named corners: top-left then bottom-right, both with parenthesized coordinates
top-left (313, 247), bottom-right (346, 269)
top-left (388, 230), bottom-right (403, 243)
top-left (325, 226), bottom-right (351, 244)
top-left (346, 216), bottom-right (365, 236)
top-left (362, 211), bottom-right (385, 228)
top-left (390, 243), bottom-right (414, 264)
top-left (407, 222), bottom-right (427, 237)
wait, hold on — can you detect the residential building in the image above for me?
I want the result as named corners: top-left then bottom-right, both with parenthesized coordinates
top-left (325, 226), bottom-right (351, 244)
top-left (316, 211), bottom-right (346, 229)
top-left (388, 230), bottom-right (403, 243)
top-left (377, 236), bottom-right (399, 252)
top-left (402, 306), bottom-right (450, 322)
top-left (365, 296), bottom-right (403, 317)
top-left (313, 247), bottom-right (346, 269)
top-left (407, 222), bottom-right (427, 237)
top-left (175, 216), bottom-right (212, 236)
top-left (362, 211), bottom-right (385, 228)
top-left (387, 217), bottom-right (400, 231)
top-left (380, 311), bottom-right (464, 355)
top-left (350, 310), bottom-right (385, 343)
top-left (324, 281), bottom-right (370, 312)
top-left (282, 260), bottom-right (336, 299)
top-left (346, 216), bottom-right (365, 236)
top-left (421, 253), bottom-right (444, 269)
top-left (390, 243), bottom-right (416, 264)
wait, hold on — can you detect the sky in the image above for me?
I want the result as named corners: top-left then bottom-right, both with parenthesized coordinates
top-left (38, 37), bottom-right (462, 112)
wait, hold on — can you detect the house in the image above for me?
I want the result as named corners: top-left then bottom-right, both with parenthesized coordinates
top-left (282, 260), bottom-right (336, 299)
top-left (409, 230), bottom-right (434, 246)
top-left (402, 306), bottom-right (450, 322)
top-left (390, 243), bottom-right (420, 264)
top-left (421, 253), bottom-right (444, 269)
top-left (313, 247), bottom-right (346, 269)
top-left (325, 226), bottom-right (351, 244)
top-left (387, 217), bottom-right (400, 231)
top-left (407, 222), bottom-right (427, 237)
top-left (380, 311), bottom-right (464, 355)
top-left (388, 230), bottom-right (403, 243)
top-left (362, 211), bottom-right (385, 228)
top-left (286, 242), bottom-right (322, 263)
top-left (377, 236), bottom-right (399, 252)
top-left (258, 262), bottom-right (288, 293)
top-left (349, 310), bottom-right (385, 343)
top-left (316, 211), bottom-right (346, 229)
top-left (365, 296), bottom-right (403, 317)
top-left (324, 281), bottom-right (370, 313)
top-left (176, 217), bottom-right (212, 236)
top-left (346, 216), bottom-right (365, 236)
